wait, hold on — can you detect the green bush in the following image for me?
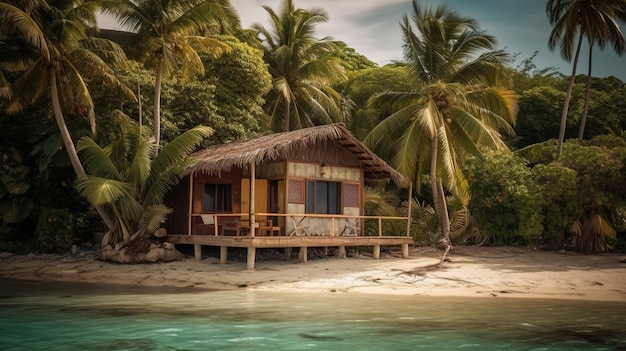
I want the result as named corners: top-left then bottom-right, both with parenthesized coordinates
top-left (35, 208), bottom-right (74, 253)
top-left (465, 151), bottom-right (544, 246)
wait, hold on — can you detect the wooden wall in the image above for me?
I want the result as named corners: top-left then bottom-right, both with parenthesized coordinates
top-left (163, 176), bottom-right (190, 235)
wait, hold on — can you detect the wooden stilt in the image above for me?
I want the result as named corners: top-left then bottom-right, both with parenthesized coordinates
top-left (284, 247), bottom-right (292, 260)
top-left (247, 247), bottom-right (256, 270)
top-left (194, 244), bottom-right (202, 260)
top-left (323, 246), bottom-right (329, 256)
top-left (373, 245), bottom-right (381, 259)
top-left (402, 244), bottom-right (409, 258)
top-left (338, 245), bottom-right (346, 259)
top-left (298, 246), bottom-right (307, 262)
top-left (220, 246), bottom-right (228, 264)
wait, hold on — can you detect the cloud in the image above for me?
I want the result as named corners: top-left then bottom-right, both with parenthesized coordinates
top-left (98, 0), bottom-right (625, 79)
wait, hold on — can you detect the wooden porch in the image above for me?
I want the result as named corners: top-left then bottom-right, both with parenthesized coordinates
top-left (167, 213), bottom-right (414, 269)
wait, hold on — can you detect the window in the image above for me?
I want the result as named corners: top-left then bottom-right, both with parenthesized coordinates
top-left (203, 183), bottom-right (232, 212)
top-left (306, 180), bottom-right (340, 214)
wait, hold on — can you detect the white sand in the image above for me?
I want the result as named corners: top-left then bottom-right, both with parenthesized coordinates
top-left (1, 246), bottom-right (625, 301)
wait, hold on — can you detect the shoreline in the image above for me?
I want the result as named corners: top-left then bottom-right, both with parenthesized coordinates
top-left (1, 246), bottom-right (625, 302)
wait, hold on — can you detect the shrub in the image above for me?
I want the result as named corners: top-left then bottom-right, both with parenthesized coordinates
top-left (35, 207), bottom-right (74, 253)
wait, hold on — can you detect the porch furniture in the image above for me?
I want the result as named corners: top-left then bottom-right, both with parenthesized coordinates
top-left (200, 214), bottom-right (215, 225)
top-left (288, 216), bottom-right (310, 236)
top-left (258, 220), bottom-right (281, 236)
top-left (220, 219), bottom-right (250, 236)
top-left (341, 219), bottom-right (360, 237)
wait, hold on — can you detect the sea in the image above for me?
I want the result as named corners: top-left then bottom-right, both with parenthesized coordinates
top-left (1, 279), bottom-right (625, 350)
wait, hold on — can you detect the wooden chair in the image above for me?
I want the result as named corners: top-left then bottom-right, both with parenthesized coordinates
top-left (341, 219), bottom-right (360, 237)
top-left (220, 219), bottom-right (249, 236)
top-left (258, 220), bottom-right (281, 236)
top-left (288, 216), bottom-right (310, 236)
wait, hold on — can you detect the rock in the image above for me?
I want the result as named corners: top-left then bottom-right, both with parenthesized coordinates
top-left (144, 248), bottom-right (164, 263)
top-left (153, 228), bottom-right (167, 238)
top-left (99, 245), bottom-right (184, 263)
top-left (0, 252), bottom-right (14, 259)
top-left (27, 252), bottom-right (36, 258)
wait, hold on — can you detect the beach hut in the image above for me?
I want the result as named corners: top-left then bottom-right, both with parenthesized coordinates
top-left (164, 124), bottom-right (413, 269)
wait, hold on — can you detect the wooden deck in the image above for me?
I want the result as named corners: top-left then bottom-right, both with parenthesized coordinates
top-left (167, 234), bottom-right (414, 269)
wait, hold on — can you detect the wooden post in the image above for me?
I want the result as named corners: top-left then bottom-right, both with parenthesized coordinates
top-left (284, 247), bottom-right (292, 260)
top-left (405, 182), bottom-right (413, 237)
top-left (188, 172), bottom-right (194, 235)
top-left (194, 244), bottom-right (202, 260)
top-left (338, 245), bottom-right (346, 258)
top-left (247, 247), bottom-right (256, 270)
top-left (402, 244), bottom-right (409, 258)
top-left (298, 246), bottom-right (307, 262)
top-left (373, 245), bottom-right (380, 259)
top-left (214, 215), bottom-right (218, 236)
top-left (220, 246), bottom-right (228, 264)
top-left (378, 218), bottom-right (382, 236)
top-left (249, 163), bottom-right (255, 237)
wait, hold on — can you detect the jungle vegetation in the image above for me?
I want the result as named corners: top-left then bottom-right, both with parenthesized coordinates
top-left (1, 0), bottom-right (625, 254)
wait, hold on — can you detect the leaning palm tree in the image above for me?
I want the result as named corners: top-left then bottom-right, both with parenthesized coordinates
top-left (76, 111), bottom-right (212, 247)
top-left (365, 2), bottom-right (517, 258)
top-left (97, 0), bottom-right (237, 148)
top-left (547, 0), bottom-right (626, 154)
top-left (0, 0), bottom-right (136, 230)
top-left (253, 0), bottom-right (347, 132)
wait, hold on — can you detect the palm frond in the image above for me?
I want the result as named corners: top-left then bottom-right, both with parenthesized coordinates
top-left (0, 69), bottom-right (11, 99)
top-left (0, 3), bottom-right (50, 59)
top-left (150, 125), bottom-right (213, 178)
top-left (4, 59), bottom-right (48, 114)
top-left (77, 137), bottom-right (122, 179)
top-left (75, 176), bottom-right (135, 205)
top-left (140, 204), bottom-right (173, 234)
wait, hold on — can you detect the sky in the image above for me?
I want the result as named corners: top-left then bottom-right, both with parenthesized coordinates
top-left (99, 0), bottom-right (626, 81)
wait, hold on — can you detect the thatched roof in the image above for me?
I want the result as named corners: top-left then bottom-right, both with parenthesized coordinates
top-left (185, 124), bottom-right (406, 186)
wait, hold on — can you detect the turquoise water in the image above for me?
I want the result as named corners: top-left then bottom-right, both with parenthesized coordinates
top-left (1, 279), bottom-right (625, 350)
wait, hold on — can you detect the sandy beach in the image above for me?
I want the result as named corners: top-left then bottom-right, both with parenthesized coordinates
top-left (1, 246), bottom-right (625, 302)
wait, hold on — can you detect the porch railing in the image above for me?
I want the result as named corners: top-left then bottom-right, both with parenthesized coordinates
top-left (188, 212), bottom-right (409, 237)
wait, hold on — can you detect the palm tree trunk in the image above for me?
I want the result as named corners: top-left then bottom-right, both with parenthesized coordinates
top-left (556, 32), bottom-right (584, 159)
top-left (50, 68), bottom-right (115, 232)
top-left (578, 45), bottom-right (593, 140)
top-left (153, 59), bottom-right (164, 150)
top-left (429, 136), bottom-right (451, 259)
top-left (284, 98), bottom-right (290, 132)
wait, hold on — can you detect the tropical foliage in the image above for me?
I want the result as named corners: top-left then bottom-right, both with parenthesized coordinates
top-left (253, 0), bottom-right (347, 132)
top-left (547, 0), bottom-right (626, 157)
top-left (75, 112), bottom-right (212, 244)
top-left (97, 0), bottom-right (238, 147)
top-left (465, 151), bottom-right (545, 246)
top-left (0, 0), bottom-right (136, 231)
top-left (1, 0), bottom-right (625, 255)
top-left (365, 2), bottom-right (517, 253)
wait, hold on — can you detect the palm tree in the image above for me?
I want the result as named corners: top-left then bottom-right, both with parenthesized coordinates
top-left (0, 0), bottom-right (136, 230)
top-left (76, 111), bottom-right (212, 246)
top-left (577, 2), bottom-right (626, 140)
top-left (365, 2), bottom-right (517, 257)
top-left (97, 0), bottom-right (238, 148)
top-left (253, 0), bottom-right (347, 132)
top-left (547, 0), bottom-right (626, 155)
